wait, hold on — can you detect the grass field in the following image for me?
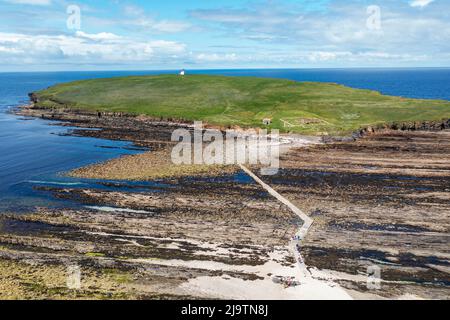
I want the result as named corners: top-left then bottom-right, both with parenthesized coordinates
top-left (34, 74), bottom-right (450, 134)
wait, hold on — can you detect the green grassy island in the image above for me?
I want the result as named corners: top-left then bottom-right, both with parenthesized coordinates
top-left (33, 74), bottom-right (450, 134)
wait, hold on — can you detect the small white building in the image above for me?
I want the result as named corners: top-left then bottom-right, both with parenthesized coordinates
top-left (262, 118), bottom-right (272, 125)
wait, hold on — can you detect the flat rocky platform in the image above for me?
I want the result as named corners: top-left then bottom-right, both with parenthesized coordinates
top-left (0, 177), bottom-right (300, 299)
top-left (261, 129), bottom-right (450, 299)
top-left (2, 107), bottom-right (449, 299)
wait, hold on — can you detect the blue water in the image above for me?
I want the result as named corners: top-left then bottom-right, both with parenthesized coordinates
top-left (200, 68), bottom-right (450, 101)
top-left (0, 68), bottom-right (449, 212)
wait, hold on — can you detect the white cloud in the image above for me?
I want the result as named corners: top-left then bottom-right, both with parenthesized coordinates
top-left (0, 45), bottom-right (21, 53)
top-left (146, 40), bottom-right (186, 53)
top-left (123, 5), bottom-right (145, 17)
top-left (3, 0), bottom-right (51, 5)
top-left (410, 0), bottom-right (434, 8)
top-left (75, 31), bottom-right (122, 41)
top-left (0, 32), bottom-right (186, 65)
top-left (122, 4), bottom-right (190, 34)
top-left (308, 51), bottom-right (352, 62)
top-left (130, 18), bottom-right (190, 33)
top-left (196, 53), bottom-right (239, 62)
top-left (151, 20), bottom-right (191, 33)
top-left (190, 0), bottom-right (450, 66)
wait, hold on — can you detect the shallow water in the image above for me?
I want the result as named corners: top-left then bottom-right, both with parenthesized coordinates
top-left (0, 69), bottom-right (449, 212)
top-left (0, 72), bottom-right (151, 212)
top-left (0, 111), bottom-right (144, 212)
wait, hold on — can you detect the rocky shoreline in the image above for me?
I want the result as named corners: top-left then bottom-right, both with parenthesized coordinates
top-left (18, 101), bottom-right (450, 143)
top-left (271, 129), bottom-right (450, 299)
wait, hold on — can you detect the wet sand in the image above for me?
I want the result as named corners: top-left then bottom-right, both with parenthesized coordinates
top-left (68, 149), bottom-right (238, 181)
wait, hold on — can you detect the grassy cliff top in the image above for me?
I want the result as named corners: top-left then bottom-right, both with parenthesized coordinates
top-left (34, 74), bottom-right (450, 134)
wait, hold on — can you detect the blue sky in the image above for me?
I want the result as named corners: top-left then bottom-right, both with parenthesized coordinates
top-left (0, 0), bottom-right (448, 71)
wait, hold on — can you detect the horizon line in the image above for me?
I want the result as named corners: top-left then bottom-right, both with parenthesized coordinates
top-left (1, 66), bottom-right (450, 74)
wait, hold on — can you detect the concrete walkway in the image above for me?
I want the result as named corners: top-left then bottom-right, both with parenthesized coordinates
top-left (239, 164), bottom-right (313, 239)
top-left (239, 164), bottom-right (313, 274)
